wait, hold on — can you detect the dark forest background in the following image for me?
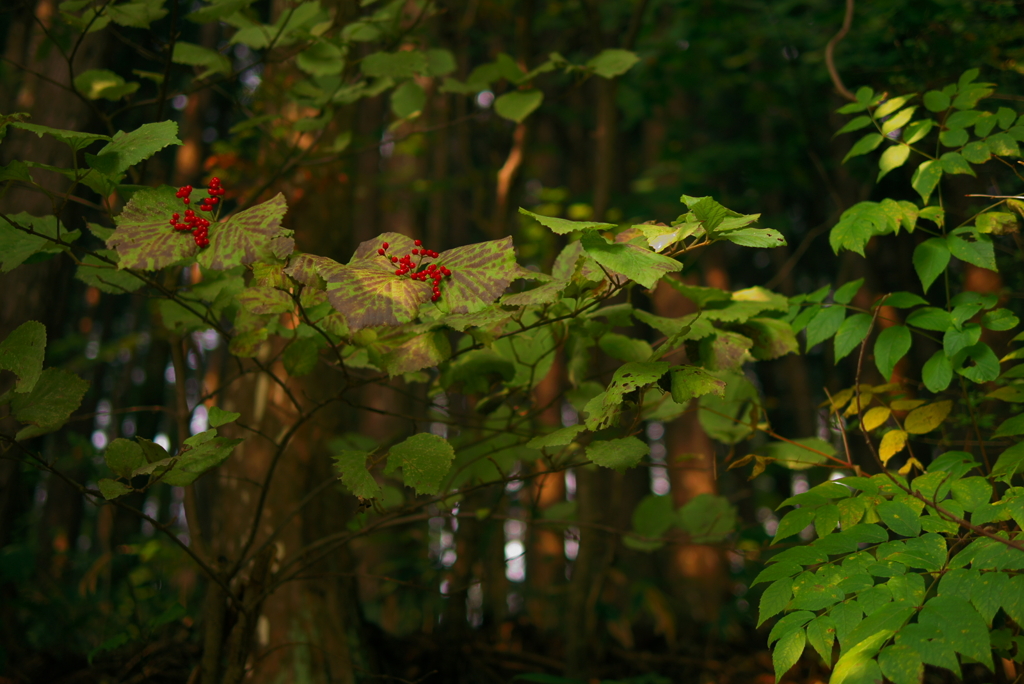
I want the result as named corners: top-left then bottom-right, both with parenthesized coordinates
top-left (1, 0), bottom-right (1023, 682)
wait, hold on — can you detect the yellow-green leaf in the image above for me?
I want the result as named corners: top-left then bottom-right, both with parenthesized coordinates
top-left (904, 400), bottom-right (953, 434)
top-left (862, 406), bottom-right (891, 431)
top-left (880, 430), bottom-right (908, 465)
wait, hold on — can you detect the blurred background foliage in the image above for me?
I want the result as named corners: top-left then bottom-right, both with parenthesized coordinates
top-left (1, 0), bottom-right (1023, 682)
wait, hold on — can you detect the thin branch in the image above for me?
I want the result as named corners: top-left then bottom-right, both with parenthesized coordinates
top-left (824, 0), bottom-right (857, 102)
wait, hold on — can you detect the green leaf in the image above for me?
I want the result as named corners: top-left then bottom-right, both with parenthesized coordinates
top-left (836, 116), bottom-right (872, 135)
top-left (758, 578), bottom-right (793, 626)
top-left (874, 325), bottom-right (912, 380)
top-left (910, 160), bottom-right (943, 204)
top-left (187, 0), bottom-right (255, 22)
top-left (580, 232), bottom-right (682, 289)
top-left (391, 80), bottom-right (426, 118)
top-left (949, 476), bottom-right (992, 512)
top-left (829, 201), bottom-right (900, 256)
top-left (73, 69), bottom-right (139, 101)
top-left (697, 371), bottom-right (759, 444)
top-left (198, 193), bottom-right (294, 270)
top-left (881, 107), bottom-right (916, 136)
top-left (208, 406), bottom-right (240, 428)
top-left (947, 231), bottom-right (996, 271)
top-left (763, 437), bottom-right (834, 470)
top-left (494, 90), bottom-right (543, 123)
top-left (773, 628), bottom-right (806, 681)
top-left (587, 436), bottom-right (648, 472)
top-left (11, 121), bottom-right (110, 151)
top-left (678, 493), bottom-right (736, 543)
top-left (381, 329), bottom-right (451, 376)
top-left (944, 324), bottom-right (981, 359)
top-left (923, 90), bottom-right (951, 112)
top-left (518, 207), bottom-right (614, 235)
top-left (718, 227), bottom-right (787, 248)
top-left (906, 306), bottom-right (952, 331)
top-left (815, 503), bottom-right (841, 538)
top-left (939, 151), bottom-right (976, 176)
top-left (587, 48), bottom-right (640, 78)
top-left (834, 278), bottom-right (864, 305)
top-left (424, 48), bottom-right (456, 77)
top-left (919, 595), bottom-right (992, 669)
top-left (876, 96), bottom-right (914, 120)
top-left (669, 366), bottom-right (725, 404)
top-left (876, 501), bottom-right (921, 537)
top-left (940, 128), bottom-right (969, 148)
top-left (912, 238), bottom-right (950, 294)
top-left (99, 478), bottom-right (132, 500)
top-left (922, 350), bottom-right (953, 393)
top-left (888, 533), bottom-right (947, 572)
top-left (774, 507), bottom-right (815, 542)
top-left (0, 213), bottom-right (81, 272)
top-left (385, 433), bottom-right (455, 495)
top-left (11, 368), bottom-right (89, 440)
top-left (107, 0), bottom-right (167, 27)
top-left (526, 424), bottom-right (586, 449)
top-left (361, 50), bottom-right (428, 78)
top-left (283, 337), bottom-right (319, 377)
top-left (76, 251), bottom-right (145, 294)
top-left (0, 321), bottom-right (45, 393)
top-left (987, 132), bottom-right (1020, 157)
top-left (332, 449), bottom-right (382, 499)
top-left (627, 494), bottom-right (675, 550)
top-left (104, 438), bottom-right (146, 479)
top-left (993, 416), bottom-right (1024, 440)
top-left (903, 119), bottom-right (933, 144)
top-left (753, 561), bottom-right (803, 586)
top-left (805, 305), bottom-right (845, 352)
top-left (107, 186), bottom-right (197, 270)
top-left (297, 40), bottom-right (345, 76)
top-left (955, 342), bottom-right (1000, 383)
top-left (843, 132), bottom-right (884, 163)
top-left (961, 140), bottom-right (991, 164)
top-left (834, 313), bottom-right (873, 362)
top-left (878, 644), bottom-right (923, 684)
top-left (172, 42), bottom-right (231, 79)
top-left (806, 615), bottom-right (836, 663)
top-left (743, 317), bottom-right (798, 360)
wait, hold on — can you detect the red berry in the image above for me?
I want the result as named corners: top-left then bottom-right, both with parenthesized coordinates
top-left (382, 242), bottom-right (389, 249)
top-left (412, 249), bottom-right (419, 255)
top-left (378, 248), bottom-right (385, 255)
top-left (391, 256), bottom-right (398, 263)
top-left (414, 239), bottom-right (422, 247)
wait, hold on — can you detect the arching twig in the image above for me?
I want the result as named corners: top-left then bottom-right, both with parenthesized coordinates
top-left (824, 0), bottom-right (858, 102)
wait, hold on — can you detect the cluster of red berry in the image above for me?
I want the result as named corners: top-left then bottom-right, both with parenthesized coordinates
top-left (168, 177), bottom-right (224, 248)
top-left (376, 239), bottom-right (452, 302)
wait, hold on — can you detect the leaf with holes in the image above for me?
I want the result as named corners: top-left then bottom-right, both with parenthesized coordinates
top-left (198, 194), bottom-right (293, 270)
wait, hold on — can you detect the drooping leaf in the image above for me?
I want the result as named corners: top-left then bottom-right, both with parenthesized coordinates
top-left (99, 478), bottom-right (133, 500)
top-left (579, 232), bottom-right (682, 289)
top-left (208, 406), bottom-right (240, 427)
top-left (874, 325), bottom-right (912, 380)
top-left (0, 321), bottom-right (45, 393)
top-left (10, 368), bottom-right (89, 440)
top-left (911, 160), bottom-right (943, 204)
top-left (494, 90), bottom-right (543, 123)
top-left (587, 48), bottom-right (640, 78)
top-left (332, 449), bottom-right (382, 499)
top-left (104, 438), bottom-right (146, 479)
top-left (587, 436), bottom-right (649, 472)
top-left (198, 193), bottom-right (294, 270)
top-left (73, 69), bottom-right (140, 101)
top-left (87, 121), bottom-right (181, 179)
top-left (772, 628), bottom-right (806, 681)
top-left (919, 595), bottom-right (992, 670)
top-left (172, 42), bottom-right (231, 79)
top-left (0, 213), bottom-right (81, 272)
top-left (912, 238), bottom-right (951, 294)
top-left (834, 313), bottom-right (873, 362)
top-left (518, 208), bottom-right (615, 235)
top-left (805, 305), bottom-right (846, 352)
top-left (947, 230), bottom-right (996, 271)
